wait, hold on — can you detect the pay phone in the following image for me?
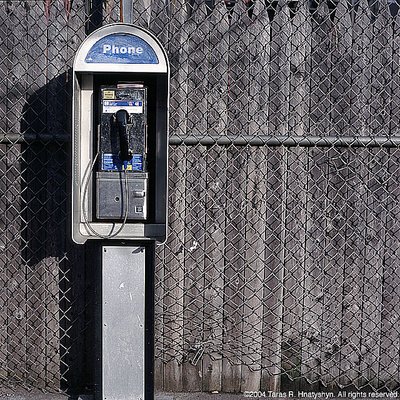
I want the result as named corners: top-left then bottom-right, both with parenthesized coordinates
top-left (72, 23), bottom-right (169, 244)
top-left (72, 24), bottom-right (169, 400)
top-left (96, 83), bottom-right (148, 221)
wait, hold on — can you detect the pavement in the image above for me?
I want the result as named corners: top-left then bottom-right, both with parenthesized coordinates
top-left (0, 391), bottom-right (245, 400)
top-left (0, 391), bottom-right (247, 400)
top-left (0, 391), bottom-right (399, 400)
top-left (0, 391), bottom-right (248, 400)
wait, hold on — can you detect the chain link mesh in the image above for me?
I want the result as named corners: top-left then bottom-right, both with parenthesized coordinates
top-left (0, 0), bottom-right (400, 394)
top-left (159, 144), bottom-right (400, 392)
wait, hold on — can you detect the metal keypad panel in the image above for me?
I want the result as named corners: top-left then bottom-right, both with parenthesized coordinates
top-left (96, 172), bottom-right (148, 220)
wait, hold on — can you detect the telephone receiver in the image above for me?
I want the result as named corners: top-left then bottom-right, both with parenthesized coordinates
top-left (115, 109), bottom-right (132, 162)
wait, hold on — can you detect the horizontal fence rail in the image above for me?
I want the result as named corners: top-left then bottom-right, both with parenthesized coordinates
top-left (3, 134), bottom-right (400, 148)
top-left (169, 135), bottom-right (400, 147)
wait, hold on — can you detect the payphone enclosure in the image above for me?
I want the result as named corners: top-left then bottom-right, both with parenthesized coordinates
top-left (71, 24), bottom-right (169, 244)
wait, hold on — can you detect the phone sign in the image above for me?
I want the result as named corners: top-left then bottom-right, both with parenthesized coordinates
top-left (85, 34), bottom-right (159, 64)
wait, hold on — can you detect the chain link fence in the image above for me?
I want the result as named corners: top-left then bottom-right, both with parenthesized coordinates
top-left (1, 0), bottom-right (400, 394)
top-left (161, 142), bottom-right (400, 393)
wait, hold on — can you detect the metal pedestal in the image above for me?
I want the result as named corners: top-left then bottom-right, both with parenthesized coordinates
top-left (102, 245), bottom-right (150, 400)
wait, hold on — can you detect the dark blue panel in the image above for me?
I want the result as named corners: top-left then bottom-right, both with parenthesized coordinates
top-left (85, 34), bottom-right (159, 64)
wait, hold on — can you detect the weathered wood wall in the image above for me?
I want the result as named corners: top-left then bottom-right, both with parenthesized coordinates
top-left (0, 0), bottom-right (399, 394)
top-left (0, 0), bottom-right (92, 390)
top-left (157, 0), bottom-right (400, 393)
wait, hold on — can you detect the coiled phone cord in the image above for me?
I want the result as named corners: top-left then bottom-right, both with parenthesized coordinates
top-left (81, 152), bottom-right (130, 239)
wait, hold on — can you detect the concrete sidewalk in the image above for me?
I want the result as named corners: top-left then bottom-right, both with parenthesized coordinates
top-left (0, 391), bottom-right (398, 400)
top-left (0, 393), bottom-right (243, 400)
top-left (0, 391), bottom-right (245, 400)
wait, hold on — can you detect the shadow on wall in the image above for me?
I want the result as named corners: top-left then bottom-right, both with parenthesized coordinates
top-left (0, 0), bottom-right (106, 395)
top-left (17, 72), bottom-right (100, 394)
top-left (15, 1), bottom-right (107, 393)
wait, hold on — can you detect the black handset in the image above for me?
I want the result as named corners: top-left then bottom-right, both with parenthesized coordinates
top-left (115, 109), bottom-right (131, 162)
